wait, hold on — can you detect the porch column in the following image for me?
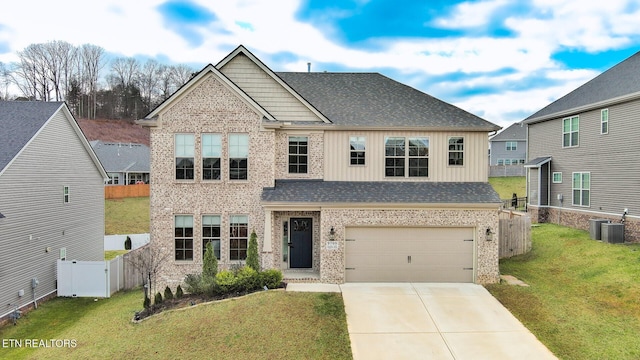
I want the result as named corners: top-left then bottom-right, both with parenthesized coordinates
top-left (263, 210), bottom-right (272, 252)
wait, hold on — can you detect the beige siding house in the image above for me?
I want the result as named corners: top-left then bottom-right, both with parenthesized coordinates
top-left (0, 102), bottom-right (107, 322)
top-left (140, 46), bottom-right (502, 287)
top-left (524, 50), bottom-right (640, 242)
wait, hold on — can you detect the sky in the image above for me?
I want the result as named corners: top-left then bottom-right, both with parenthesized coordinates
top-left (1, 0), bottom-right (640, 129)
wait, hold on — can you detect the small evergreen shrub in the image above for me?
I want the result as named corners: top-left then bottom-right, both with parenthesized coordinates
top-left (164, 286), bottom-right (174, 301)
top-left (143, 295), bottom-right (151, 309)
top-left (175, 285), bottom-right (184, 298)
top-left (184, 273), bottom-right (204, 295)
top-left (260, 269), bottom-right (284, 289)
top-left (124, 236), bottom-right (132, 250)
top-left (246, 230), bottom-right (260, 272)
top-left (203, 242), bottom-right (218, 279)
top-left (236, 266), bottom-right (260, 292)
top-left (215, 270), bottom-right (238, 294)
top-left (154, 292), bottom-right (163, 305)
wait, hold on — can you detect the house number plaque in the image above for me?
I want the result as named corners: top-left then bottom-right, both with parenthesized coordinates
top-left (326, 241), bottom-right (339, 250)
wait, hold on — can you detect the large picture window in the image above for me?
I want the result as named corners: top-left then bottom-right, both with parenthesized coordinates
top-left (448, 137), bottom-right (464, 166)
top-left (572, 172), bottom-right (590, 207)
top-left (563, 116), bottom-right (579, 147)
top-left (175, 215), bottom-right (193, 261)
top-left (202, 215), bottom-right (221, 260)
top-left (288, 136), bottom-right (308, 173)
top-left (175, 134), bottom-right (195, 180)
top-left (229, 134), bottom-right (248, 180)
top-left (229, 215), bottom-right (248, 260)
top-left (385, 137), bottom-right (429, 177)
top-left (349, 136), bottom-right (366, 165)
top-left (202, 134), bottom-right (221, 180)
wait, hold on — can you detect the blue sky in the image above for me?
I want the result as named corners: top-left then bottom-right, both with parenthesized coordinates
top-left (1, 0), bottom-right (640, 128)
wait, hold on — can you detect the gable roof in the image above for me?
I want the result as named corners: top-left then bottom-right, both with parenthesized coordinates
top-left (490, 122), bottom-right (526, 141)
top-left (0, 101), bottom-right (107, 179)
top-left (525, 50), bottom-right (640, 123)
top-left (277, 72), bottom-right (500, 130)
top-left (90, 141), bottom-right (150, 173)
top-left (262, 180), bottom-right (501, 206)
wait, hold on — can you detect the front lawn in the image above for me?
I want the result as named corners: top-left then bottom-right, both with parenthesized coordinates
top-left (487, 223), bottom-right (640, 360)
top-left (0, 290), bottom-right (352, 360)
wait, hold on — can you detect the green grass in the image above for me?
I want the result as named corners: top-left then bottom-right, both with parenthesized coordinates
top-left (0, 290), bottom-right (352, 360)
top-left (487, 223), bottom-right (640, 360)
top-left (489, 176), bottom-right (526, 199)
top-left (104, 197), bottom-right (150, 235)
top-left (104, 250), bottom-right (128, 260)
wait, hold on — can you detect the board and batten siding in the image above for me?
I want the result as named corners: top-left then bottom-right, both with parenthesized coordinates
top-left (0, 109), bottom-right (104, 319)
top-left (527, 99), bottom-right (640, 215)
top-left (324, 131), bottom-right (489, 182)
top-left (219, 53), bottom-right (322, 122)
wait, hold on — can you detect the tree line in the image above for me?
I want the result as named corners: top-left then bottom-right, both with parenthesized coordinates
top-left (0, 40), bottom-right (197, 120)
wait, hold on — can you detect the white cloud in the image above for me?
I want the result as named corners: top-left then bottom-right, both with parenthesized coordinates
top-left (433, 0), bottom-right (509, 28)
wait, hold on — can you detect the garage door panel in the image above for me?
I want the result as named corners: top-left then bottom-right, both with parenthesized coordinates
top-left (345, 227), bottom-right (475, 283)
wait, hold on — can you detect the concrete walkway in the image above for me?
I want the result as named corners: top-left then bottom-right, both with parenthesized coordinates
top-left (287, 282), bottom-right (557, 360)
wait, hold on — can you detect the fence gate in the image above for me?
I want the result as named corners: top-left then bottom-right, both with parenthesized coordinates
top-left (499, 210), bottom-right (532, 259)
top-left (57, 258), bottom-right (125, 297)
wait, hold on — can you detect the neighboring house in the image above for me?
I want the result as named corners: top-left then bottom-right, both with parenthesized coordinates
top-left (0, 101), bottom-right (107, 322)
top-left (489, 122), bottom-right (527, 166)
top-left (90, 140), bottom-right (150, 184)
top-left (523, 50), bottom-right (640, 242)
top-left (139, 45), bottom-right (502, 287)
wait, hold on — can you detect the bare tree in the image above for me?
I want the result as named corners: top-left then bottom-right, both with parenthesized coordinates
top-left (109, 57), bottom-right (141, 118)
top-left (14, 43), bottom-right (50, 100)
top-left (79, 44), bottom-right (105, 119)
top-left (125, 244), bottom-right (171, 303)
top-left (138, 59), bottom-right (162, 113)
top-left (0, 62), bottom-right (11, 100)
top-left (170, 64), bottom-right (196, 92)
top-left (42, 40), bottom-right (77, 101)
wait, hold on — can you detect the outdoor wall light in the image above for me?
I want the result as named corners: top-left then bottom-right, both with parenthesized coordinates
top-left (329, 226), bottom-right (336, 241)
top-left (486, 227), bottom-right (494, 241)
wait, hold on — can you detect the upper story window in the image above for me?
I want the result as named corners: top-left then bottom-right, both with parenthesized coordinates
top-left (385, 137), bottom-right (429, 178)
top-left (174, 215), bottom-right (194, 261)
top-left (202, 215), bottom-right (221, 260)
top-left (288, 136), bottom-right (308, 174)
top-left (601, 109), bottom-right (609, 134)
top-left (229, 215), bottom-right (248, 261)
top-left (572, 172), bottom-right (590, 207)
top-left (448, 137), bottom-right (464, 166)
top-left (562, 116), bottom-right (579, 147)
top-left (175, 134), bottom-right (195, 180)
top-left (350, 136), bottom-right (366, 165)
top-left (506, 141), bottom-right (517, 151)
top-left (63, 186), bottom-right (70, 203)
top-left (202, 134), bottom-right (222, 180)
top-left (229, 134), bottom-right (248, 180)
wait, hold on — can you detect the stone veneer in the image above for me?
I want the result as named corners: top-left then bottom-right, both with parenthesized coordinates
top-left (529, 206), bottom-right (639, 243)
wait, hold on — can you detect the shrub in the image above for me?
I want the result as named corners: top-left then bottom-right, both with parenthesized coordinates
top-left (154, 292), bottom-right (163, 305)
top-left (203, 241), bottom-right (218, 279)
top-left (184, 273), bottom-right (204, 294)
top-left (260, 269), bottom-right (284, 289)
top-left (175, 285), bottom-right (184, 298)
top-left (164, 286), bottom-right (174, 301)
top-left (215, 270), bottom-right (238, 294)
top-left (236, 266), bottom-right (260, 292)
top-left (124, 236), bottom-right (132, 250)
top-left (143, 295), bottom-right (151, 309)
top-left (246, 230), bottom-right (260, 272)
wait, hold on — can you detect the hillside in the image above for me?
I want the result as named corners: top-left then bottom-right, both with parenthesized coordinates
top-left (77, 119), bottom-right (150, 146)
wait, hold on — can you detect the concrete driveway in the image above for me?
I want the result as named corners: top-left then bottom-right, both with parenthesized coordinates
top-left (340, 283), bottom-right (557, 360)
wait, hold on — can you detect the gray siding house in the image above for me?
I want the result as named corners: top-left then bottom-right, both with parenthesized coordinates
top-left (90, 140), bottom-right (150, 184)
top-left (0, 101), bottom-right (107, 322)
top-left (489, 122), bottom-right (527, 166)
top-left (524, 50), bottom-right (640, 242)
top-left (140, 46), bottom-right (502, 288)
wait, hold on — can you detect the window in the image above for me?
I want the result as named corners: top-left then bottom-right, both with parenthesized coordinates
top-left (175, 134), bottom-right (195, 180)
top-left (288, 136), bottom-right (308, 173)
top-left (552, 172), bottom-right (562, 183)
top-left (175, 215), bottom-right (193, 261)
top-left (107, 173), bottom-right (120, 185)
top-left (497, 159), bottom-right (504, 165)
top-left (504, 159), bottom-right (511, 165)
top-left (63, 186), bottom-right (70, 203)
top-left (202, 215), bottom-right (221, 260)
top-left (229, 215), bottom-right (248, 260)
top-left (563, 116), bottom-right (579, 147)
top-left (448, 137), bottom-right (464, 166)
top-left (572, 172), bottom-right (590, 207)
top-left (202, 134), bottom-right (222, 180)
top-left (349, 136), bottom-right (366, 165)
top-left (229, 134), bottom-right (248, 180)
top-left (385, 137), bottom-right (429, 177)
top-left (519, 159), bottom-right (525, 164)
top-left (506, 141), bottom-right (517, 151)
top-left (601, 109), bottom-right (609, 134)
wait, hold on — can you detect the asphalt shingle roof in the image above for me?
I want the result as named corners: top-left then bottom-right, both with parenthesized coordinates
top-left (524, 156), bottom-right (552, 168)
top-left (276, 72), bottom-right (500, 130)
top-left (262, 180), bottom-right (501, 204)
top-left (525, 50), bottom-right (640, 122)
top-left (90, 140), bottom-right (150, 173)
top-left (490, 122), bottom-right (526, 141)
top-left (0, 101), bottom-right (64, 172)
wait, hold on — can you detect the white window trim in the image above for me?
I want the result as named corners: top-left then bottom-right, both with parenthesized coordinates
top-left (572, 172), bottom-right (590, 207)
top-left (384, 137), bottom-right (430, 178)
top-left (552, 172), bottom-right (562, 183)
top-left (228, 133), bottom-right (249, 182)
top-left (175, 133), bottom-right (195, 182)
top-left (349, 136), bottom-right (366, 166)
top-left (601, 109), bottom-right (609, 135)
top-left (63, 186), bottom-right (70, 203)
top-left (288, 135), bottom-right (309, 174)
top-left (202, 133), bottom-right (222, 181)
top-left (447, 136), bottom-right (464, 167)
top-left (562, 116), bottom-right (579, 148)
top-left (505, 141), bottom-right (517, 151)
top-left (174, 214), bottom-right (194, 262)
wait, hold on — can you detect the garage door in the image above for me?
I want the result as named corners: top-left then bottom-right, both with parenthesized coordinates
top-left (345, 227), bottom-right (474, 282)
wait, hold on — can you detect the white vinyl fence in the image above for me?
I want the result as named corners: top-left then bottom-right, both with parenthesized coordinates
top-left (57, 257), bottom-right (126, 298)
top-left (104, 233), bottom-right (150, 250)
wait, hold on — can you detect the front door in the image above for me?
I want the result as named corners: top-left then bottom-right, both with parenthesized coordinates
top-left (289, 218), bottom-right (312, 268)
